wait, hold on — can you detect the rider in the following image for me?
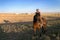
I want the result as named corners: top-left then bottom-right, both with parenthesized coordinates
top-left (35, 9), bottom-right (43, 24)
top-left (35, 9), bottom-right (41, 16)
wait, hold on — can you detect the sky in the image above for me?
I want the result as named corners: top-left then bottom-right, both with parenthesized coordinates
top-left (0, 0), bottom-right (60, 13)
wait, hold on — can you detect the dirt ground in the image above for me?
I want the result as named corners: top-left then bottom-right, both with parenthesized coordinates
top-left (0, 13), bottom-right (60, 40)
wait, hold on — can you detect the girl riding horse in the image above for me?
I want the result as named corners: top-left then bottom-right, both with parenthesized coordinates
top-left (33, 9), bottom-right (47, 37)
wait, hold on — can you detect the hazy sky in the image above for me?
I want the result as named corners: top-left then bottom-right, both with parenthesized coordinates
top-left (0, 0), bottom-right (60, 13)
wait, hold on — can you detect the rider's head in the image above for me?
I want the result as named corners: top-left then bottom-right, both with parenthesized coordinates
top-left (36, 9), bottom-right (39, 12)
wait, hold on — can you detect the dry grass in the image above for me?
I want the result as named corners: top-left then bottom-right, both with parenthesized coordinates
top-left (0, 12), bottom-right (60, 23)
top-left (0, 12), bottom-right (60, 40)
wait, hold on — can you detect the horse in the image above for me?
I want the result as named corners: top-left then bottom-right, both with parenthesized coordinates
top-left (33, 14), bottom-right (47, 37)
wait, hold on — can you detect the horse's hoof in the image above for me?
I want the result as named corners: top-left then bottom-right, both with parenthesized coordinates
top-left (39, 34), bottom-right (42, 37)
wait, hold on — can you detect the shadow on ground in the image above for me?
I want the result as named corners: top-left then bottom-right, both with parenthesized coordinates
top-left (0, 17), bottom-right (60, 40)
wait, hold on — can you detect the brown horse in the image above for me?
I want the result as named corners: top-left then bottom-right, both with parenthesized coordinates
top-left (33, 14), bottom-right (47, 36)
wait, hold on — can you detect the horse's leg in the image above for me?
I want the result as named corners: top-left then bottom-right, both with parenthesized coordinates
top-left (32, 24), bottom-right (37, 40)
top-left (41, 26), bottom-right (45, 34)
top-left (33, 26), bottom-right (40, 40)
top-left (33, 24), bottom-right (37, 36)
top-left (33, 22), bottom-right (40, 35)
top-left (33, 23), bottom-right (41, 40)
top-left (42, 24), bottom-right (47, 34)
top-left (36, 25), bottom-right (44, 40)
top-left (36, 28), bottom-right (40, 37)
top-left (41, 17), bottom-right (47, 34)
